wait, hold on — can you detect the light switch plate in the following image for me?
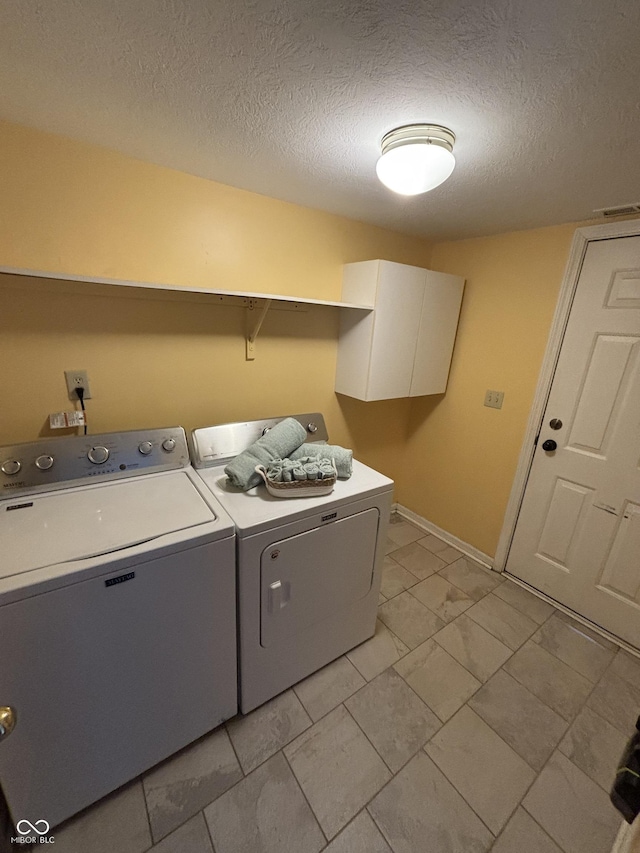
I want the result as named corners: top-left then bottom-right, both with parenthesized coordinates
top-left (484, 390), bottom-right (504, 409)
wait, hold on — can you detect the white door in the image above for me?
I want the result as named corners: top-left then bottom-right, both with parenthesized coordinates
top-left (507, 236), bottom-right (640, 647)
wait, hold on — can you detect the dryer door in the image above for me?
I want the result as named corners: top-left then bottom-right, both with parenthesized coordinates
top-left (260, 508), bottom-right (379, 647)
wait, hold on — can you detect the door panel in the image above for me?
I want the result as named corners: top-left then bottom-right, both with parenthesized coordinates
top-left (599, 503), bottom-right (640, 601)
top-left (507, 236), bottom-right (640, 647)
top-left (536, 479), bottom-right (593, 568)
top-left (567, 335), bottom-right (638, 455)
top-left (607, 269), bottom-right (640, 307)
top-left (260, 509), bottom-right (378, 648)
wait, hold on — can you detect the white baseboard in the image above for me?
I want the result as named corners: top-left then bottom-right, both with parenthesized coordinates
top-left (611, 819), bottom-right (638, 853)
top-left (393, 503), bottom-right (494, 571)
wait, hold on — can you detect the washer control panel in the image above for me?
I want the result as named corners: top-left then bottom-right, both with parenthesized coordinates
top-left (0, 427), bottom-right (190, 499)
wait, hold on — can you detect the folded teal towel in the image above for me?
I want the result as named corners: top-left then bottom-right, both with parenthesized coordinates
top-left (266, 458), bottom-right (302, 483)
top-left (289, 444), bottom-right (353, 479)
top-left (265, 456), bottom-right (336, 483)
top-left (225, 418), bottom-right (307, 490)
top-left (264, 456), bottom-right (336, 483)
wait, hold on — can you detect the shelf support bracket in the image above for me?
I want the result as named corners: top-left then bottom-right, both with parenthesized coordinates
top-left (246, 299), bottom-right (272, 360)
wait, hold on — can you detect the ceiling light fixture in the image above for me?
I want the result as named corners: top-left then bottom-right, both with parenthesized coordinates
top-left (376, 124), bottom-right (456, 196)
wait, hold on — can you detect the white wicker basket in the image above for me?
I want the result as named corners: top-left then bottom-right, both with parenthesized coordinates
top-left (255, 464), bottom-right (336, 498)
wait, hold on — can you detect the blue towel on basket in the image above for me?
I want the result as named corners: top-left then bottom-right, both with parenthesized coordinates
top-left (224, 418), bottom-right (307, 490)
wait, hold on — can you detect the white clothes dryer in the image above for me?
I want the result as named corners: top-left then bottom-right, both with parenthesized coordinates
top-left (0, 428), bottom-right (237, 830)
top-left (191, 413), bottom-right (393, 713)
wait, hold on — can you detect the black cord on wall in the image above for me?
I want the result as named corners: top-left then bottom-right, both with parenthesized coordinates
top-left (76, 387), bottom-right (88, 435)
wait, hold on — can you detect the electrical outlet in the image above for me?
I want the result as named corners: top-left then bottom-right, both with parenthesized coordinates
top-left (484, 389), bottom-right (504, 409)
top-left (64, 369), bottom-right (92, 400)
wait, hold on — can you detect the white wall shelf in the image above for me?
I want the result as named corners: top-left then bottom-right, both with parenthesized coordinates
top-left (0, 265), bottom-right (373, 360)
top-left (0, 266), bottom-right (373, 310)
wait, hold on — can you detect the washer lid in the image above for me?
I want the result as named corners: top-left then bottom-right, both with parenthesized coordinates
top-left (1, 471), bottom-right (217, 579)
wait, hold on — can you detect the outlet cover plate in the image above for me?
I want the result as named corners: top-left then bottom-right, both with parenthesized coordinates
top-left (64, 369), bottom-right (92, 400)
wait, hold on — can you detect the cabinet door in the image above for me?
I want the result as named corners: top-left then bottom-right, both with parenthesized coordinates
top-left (410, 271), bottom-right (464, 396)
top-left (368, 261), bottom-right (425, 400)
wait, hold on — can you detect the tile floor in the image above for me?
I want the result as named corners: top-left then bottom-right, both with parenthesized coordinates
top-left (23, 516), bottom-right (638, 853)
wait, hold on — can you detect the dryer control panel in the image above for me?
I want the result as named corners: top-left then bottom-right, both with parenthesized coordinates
top-left (191, 412), bottom-right (329, 467)
top-left (0, 427), bottom-right (190, 498)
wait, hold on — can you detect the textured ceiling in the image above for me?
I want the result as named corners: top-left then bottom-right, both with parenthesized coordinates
top-left (1, 0), bottom-right (639, 239)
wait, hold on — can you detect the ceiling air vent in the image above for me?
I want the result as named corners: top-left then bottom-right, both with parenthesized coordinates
top-left (594, 203), bottom-right (640, 218)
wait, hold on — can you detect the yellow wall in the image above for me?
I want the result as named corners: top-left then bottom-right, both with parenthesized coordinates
top-left (0, 120), bottom-right (432, 480)
top-left (3, 119), bottom-right (636, 560)
top-left (398, 223), bottom-right (591, 556)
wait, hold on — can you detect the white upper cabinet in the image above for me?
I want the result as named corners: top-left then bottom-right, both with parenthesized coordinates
top-left (335, 260), bottom-right (464, 401)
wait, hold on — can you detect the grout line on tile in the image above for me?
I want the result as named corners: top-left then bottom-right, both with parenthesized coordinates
top-left (501, 641), bottom-right (601, 724)
top-left (223, 718), bottom-right (248, 778)
top-left (139, 778), bottom-right (155, 851)
top-left (281, 743), bottom-right (329, 845)
top-left (430, 701), bottom-right (573, 844)
top-left (501, 574), bottom-right (633, 656)
top-left (202, 808), bottom-right (217, 853)
top-left (486, 638), bottom-right (624, 842)
top-left (394, 672), bottom-right (446, 746)
top-left (420, 709), bottom-right (500, 840)
top-left (519, 801), bottom-right (574, 853)
top-left (366, 802), bottom-right (398, 853)
top-left (431, 613), bottom-right (516, 683)
top-left (293, 664), bottom-right (364, 726)
top-left (436, 638), bottom-right (616, 844)
top-left (491, 739), bottom-right (559, 845)
top-left (341, 701), bottom-right (399, 777)
top-left (405, 575), bottom-right (488, 625)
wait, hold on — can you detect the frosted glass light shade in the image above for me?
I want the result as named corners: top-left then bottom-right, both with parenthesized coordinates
top-left (376, 124), bottom-right (456, 196)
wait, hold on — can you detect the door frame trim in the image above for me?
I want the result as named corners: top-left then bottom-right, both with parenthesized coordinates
top-left (494, 217), bottom-right (640, 571)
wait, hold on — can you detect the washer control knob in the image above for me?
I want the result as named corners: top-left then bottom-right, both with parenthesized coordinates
top-left (35, 455), bottom-right (54, 471)
top-left (161, 438), bottom-right (176, 453)
top-left (88, 446), bottom-right (110, 464)
top-left (1, 459), bottom-right (21, 476)
top-left (307, 423), bottom-right (318, 434)
top-left (138, 441), bottom-right (153, 456)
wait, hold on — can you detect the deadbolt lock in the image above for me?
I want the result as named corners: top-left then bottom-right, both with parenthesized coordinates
top-left (0, 707), bottom-right (16, 741)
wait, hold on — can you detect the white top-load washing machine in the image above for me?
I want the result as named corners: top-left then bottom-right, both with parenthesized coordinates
top-left (191, 413), bottom-right (393, 714)
top-left (0, 428), bottom-right (237, 831)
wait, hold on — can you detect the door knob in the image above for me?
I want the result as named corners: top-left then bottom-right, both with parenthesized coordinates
top-left (0, 706), bottom-right (16, 741)
top-left (542, 439), bottom-right (557, 451)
